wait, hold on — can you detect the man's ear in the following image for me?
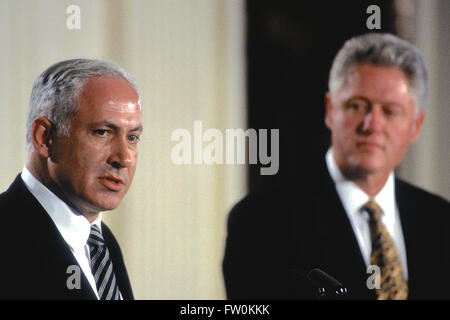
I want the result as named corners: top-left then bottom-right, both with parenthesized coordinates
top-left (324, 92), bottom-right (334, 130)
top-left (31, 117), bottom-right (54, 158)
top-left (409, 109), bottom-right (425, 143)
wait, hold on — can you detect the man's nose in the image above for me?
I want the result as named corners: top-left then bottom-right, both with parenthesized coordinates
top-left (107, 137), bottom-right (132, 169)
top-left (359, 105), bottom-right (384, 134)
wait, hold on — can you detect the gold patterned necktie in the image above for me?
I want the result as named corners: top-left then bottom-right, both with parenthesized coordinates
top-left (364, 200), bottom-right (408, 300)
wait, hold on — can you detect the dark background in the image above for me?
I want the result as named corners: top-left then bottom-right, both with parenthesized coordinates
top-left (247, 0), bottom-right (397, 191)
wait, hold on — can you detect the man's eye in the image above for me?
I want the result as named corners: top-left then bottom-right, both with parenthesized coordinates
top-left (128, 135), bottom-right (140, 143)
top-left (384, 107), bottom-right (401, 117)
top-left (345, 99), bottom-right (370, 113)
top-left (347, 101), bottom-right (365, 110)
top-left (94, 129), bottom-right (109, 137)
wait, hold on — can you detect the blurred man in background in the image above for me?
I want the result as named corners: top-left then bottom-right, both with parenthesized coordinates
top-left (223, 33), bottom-right (450, 300)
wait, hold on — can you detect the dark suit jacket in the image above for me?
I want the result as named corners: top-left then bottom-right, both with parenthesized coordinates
top-left (0, 174), bottom-right (134, 300)
top-left (223, 160), bottom-right (450, 300)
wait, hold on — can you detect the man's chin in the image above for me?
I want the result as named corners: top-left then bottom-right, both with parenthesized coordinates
top-left (341, 166), bottom-right (368, 180)
top-left (96, 200), bottom-right (122, 212)
top-left (82, 195), bottom-right (124, 214)
top-left (341, 160), bottom-right (387, 180)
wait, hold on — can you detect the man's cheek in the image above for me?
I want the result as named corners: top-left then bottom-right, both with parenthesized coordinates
top-left (81, 155), bottom-right (104, 172)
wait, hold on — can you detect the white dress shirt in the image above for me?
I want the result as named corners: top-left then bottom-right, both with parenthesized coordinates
top-left (21, 167), bottom-right (100, 299)
top-left (325, 148), bottom-right (408, 279)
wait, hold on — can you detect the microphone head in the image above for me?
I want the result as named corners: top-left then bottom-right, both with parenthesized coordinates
top-left (307, 268), bottom-right (348, 298)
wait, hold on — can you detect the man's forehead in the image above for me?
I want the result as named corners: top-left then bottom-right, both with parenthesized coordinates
top-left (79, 103), bottom-right (142, 122)
top-left (74, 87), bottom-right (142, 132)
top-left (105, 100), bottom-right (142, 112)
top-left (80, 77), bottom-right (139, 104)
top-left (347, 64), bottom-right (409, 84)
top-left (78, 77), bottom-right (140, 114)
top-left (341, 65), bottom-right (412, 96)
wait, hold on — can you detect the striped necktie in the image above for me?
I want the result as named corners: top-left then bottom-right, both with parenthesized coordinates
top-left (364, 200), bottom-right (408, 300)
top-left (87, 224), bottom-right (121, 300)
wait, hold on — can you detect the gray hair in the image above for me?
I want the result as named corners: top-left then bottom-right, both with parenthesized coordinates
top-left (26, 58), bottom-right (139, 152)
top-left (328, 33), bottom-right (428, 112)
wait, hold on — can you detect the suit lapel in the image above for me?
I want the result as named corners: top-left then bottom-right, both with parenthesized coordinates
top-left (101, 222), bottom-right (134, 300)
top-left (396, 178), bottom-right (450, 299)
top-left (8, 175), bottom-right (97, 299)
top-left (395, 178), bottom-right (424, 299)
top-left (290, 162), bottom-right (375, 298)
top-left (317, 169), bottom-right (373, 298)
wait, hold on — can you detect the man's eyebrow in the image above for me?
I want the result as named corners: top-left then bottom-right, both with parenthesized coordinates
top-left (92, 121), bottom-right (143, 132)
top-left (130, 125), bottom-right (143, 132)
top-left (347, 96), bottom-right (370, 102)
top-left (347, 96), bottom-right (403, 107)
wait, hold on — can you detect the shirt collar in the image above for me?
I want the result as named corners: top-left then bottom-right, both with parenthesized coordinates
top-left (21, 166), bottom-right (102, 252)
top-left (325, 148), bottom-right (396, 218)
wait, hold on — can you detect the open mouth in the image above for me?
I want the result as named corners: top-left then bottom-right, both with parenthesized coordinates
top-left (106, 176), bottom-right (121, 184)
top-left (98, 175), bottom-right (124, 191)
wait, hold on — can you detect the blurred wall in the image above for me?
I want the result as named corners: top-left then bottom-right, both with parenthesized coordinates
top-left (0, 0), bottom-right (246, 299)
top-left (396, 0), bottom-right (450, 200)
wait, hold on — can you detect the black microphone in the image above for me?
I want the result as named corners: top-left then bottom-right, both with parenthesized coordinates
top-left (307, 268), bottom-right (348, 299)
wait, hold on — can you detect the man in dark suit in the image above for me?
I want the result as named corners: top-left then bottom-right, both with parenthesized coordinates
top-left (223, 33), bottom-right (450, 300)
top-left (0, 59), bottom-right (142, 299)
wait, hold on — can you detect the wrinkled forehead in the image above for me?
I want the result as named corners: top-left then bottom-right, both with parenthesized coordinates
top-left (79, 76), bottom-right (139, 105)
top-left (104, 100), bottom-right (142, 113)
top-left (75, 77), bottom-right (142, 125)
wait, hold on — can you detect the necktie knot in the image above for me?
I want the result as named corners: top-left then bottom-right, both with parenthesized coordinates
top-left (364, 200), bottom-right (383, 223)
top-left (88, 224), bottom-right (105, 248)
